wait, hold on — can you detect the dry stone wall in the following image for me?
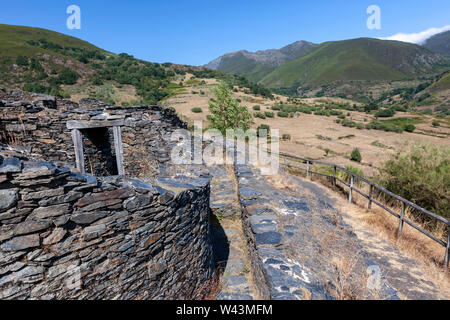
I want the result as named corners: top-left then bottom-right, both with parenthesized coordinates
top-left (0, 89), bottom-right (215, 300)
top-left (0, 89), bottom-right (185, 179)
top-left (0, 156), bottom-right (214, 299)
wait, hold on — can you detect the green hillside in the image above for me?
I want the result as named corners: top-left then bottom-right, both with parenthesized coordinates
top-left (205, 41), bottom-right (318, 83)
top-left (0, 24), bottom-right (272, 104)
top-left (428, 71), bottom-right (450, 93)
top-left (215, 52), bottom-right (276, 83)
top-left (261, 38), bottom-right (448, 89)
top-left (0, 24), bottom-right (108, 58)
top-left (424, 30), bottom-right (450, 57)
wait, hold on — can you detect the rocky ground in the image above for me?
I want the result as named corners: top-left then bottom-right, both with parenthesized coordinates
top-left (233, 162), bottom-right (449, 300)
top-left (235, 163), bottom-right (402, 300)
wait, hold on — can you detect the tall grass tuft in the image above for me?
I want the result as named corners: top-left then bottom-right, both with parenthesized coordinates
top-left (377, 143), bottom-right (450, 221)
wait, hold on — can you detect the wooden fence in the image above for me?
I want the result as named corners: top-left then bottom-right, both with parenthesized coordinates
top-left (274, 151), bottom-right (450, 267)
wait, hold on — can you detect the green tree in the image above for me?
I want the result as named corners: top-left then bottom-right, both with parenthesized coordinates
top-left (16, 56), bottom-right (28, 67)
top-left (208, 81), bottom-right (253, 134)
top-left (350, 148), bottom-right (362, 162)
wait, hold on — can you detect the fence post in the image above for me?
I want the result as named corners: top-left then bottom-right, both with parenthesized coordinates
top-left (445, 225), bottom-right (449, 268)
top-left (349, 174), bottom-right (354, 203)
top-left (284, 155), bottom-right (287, 168)
top-left (368, 184), bottom-right (373, 210)
top-left (306, 161), bottom-right (310, 179)
top-left (333, 165), bottom-right (337, 187)
top-left (398, 201), bottom-right (405, 237)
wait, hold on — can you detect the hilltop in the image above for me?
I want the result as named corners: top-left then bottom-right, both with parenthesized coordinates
top-left (0, 24), bottom-right (273, 105)
top-left (261, 38), bottom-right (446, 88)
top-left (204, 41), bottom-right (318, 82)
top-left (205, 37), bottom-right (449, 100)
top-left (424, 30), bottom-right (450, 57)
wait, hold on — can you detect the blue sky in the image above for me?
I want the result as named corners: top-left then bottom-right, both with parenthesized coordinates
top-left (1, 0), bottom-right (449, 66)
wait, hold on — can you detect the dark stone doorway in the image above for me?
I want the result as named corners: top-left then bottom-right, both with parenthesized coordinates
top-left (82, 127), bottom-right (118, 176)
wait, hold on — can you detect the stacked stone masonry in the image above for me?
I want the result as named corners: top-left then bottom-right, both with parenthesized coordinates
top-left (0, 89), bottom-right (215, 300)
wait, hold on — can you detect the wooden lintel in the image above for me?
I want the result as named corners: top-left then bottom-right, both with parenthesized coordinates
top-left (67, 120), bottom-right (125, 130)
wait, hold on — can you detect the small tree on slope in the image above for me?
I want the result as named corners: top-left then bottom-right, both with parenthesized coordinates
top-left (208, 81), bottom-right (253, 134)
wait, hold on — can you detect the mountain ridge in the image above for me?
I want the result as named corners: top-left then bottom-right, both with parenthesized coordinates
top-left (423, 30), bottom-right (450, 57)
top-left (204, 40), bottom-right (318, 82)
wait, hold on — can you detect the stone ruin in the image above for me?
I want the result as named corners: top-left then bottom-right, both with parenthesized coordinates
top-left (0, 88), bottom-right (216, 299)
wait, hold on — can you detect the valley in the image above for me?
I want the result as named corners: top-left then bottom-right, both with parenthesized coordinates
top-left (164, 76), bottom-right (449, 178)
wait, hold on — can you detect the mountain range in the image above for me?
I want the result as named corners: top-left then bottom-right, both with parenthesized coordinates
top-left (204, 41), bottom-right (318, 82)
top-left (423, 30), bottom-right (450, 57)
top-left (205, 32), bottom-right (450, 94)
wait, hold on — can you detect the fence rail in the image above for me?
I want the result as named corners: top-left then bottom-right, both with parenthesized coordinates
top-left (275, 151), bottom-right (450, 267)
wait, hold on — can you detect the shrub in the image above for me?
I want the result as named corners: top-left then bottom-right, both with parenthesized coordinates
top-left (92, 77), bottom-right (103, 85)
top-left (339, 165), bottom-right (365, 187)
top-left (404, 124), bottom-right (416, 132)
top-left (282, 134), bottom-right (291, 141)
top-left (253, 105), bottom-right (261, 111)
top-left (375, 108), bottom-right (396, 118)
top-left (16, 56), bottom-right (28, 67)
top-left (432, 120), bottom-right (440, 127)
top-left (350, 148), bottom-right (362, 163)
top-left (272, 105), bottom-right (282, 111)
top-left (377, 144), bottom-right (450, 220)
top-left (277, 111), bottom-right (289, 118)
top-left (257, 124), bottom-right (270, 136)
top-left (255, 112), bottom-right (266, 119)
top-left (58, 68), bottom-right (79, 85)
top-left (191, 107), bottom-right (203, 113)
top-left (264, 112), bottom-right (274, 118)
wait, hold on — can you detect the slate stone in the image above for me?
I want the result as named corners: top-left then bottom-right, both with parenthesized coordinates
top-left (249, 214), bottom-right (278, 225)
top-left (38, 191), bottom-right (83, 207)
top-left (1, 234), bottom-right (40, 251)
top-left (251, 223), bottom-right (278, 234)
top-left (223, 259), bottom-right (245, 275)
top-left (124, 194), bottom-right (154, 212)
top-left (0, 189), bottom-right (19, 211)
top-left (14, 220), bottom-right (51, 236)
top-left (283, 199), bottom-right (310, 212)
top-left (216, 292), bottom-right (253, 300)
top-left (239, 188), bottom-right (261, 200)
top-left (272, 291), bottom-right (297, 300)
top-left (148, 259), bottom-right (167, 279)
top-left (17, 166), bottom-right (56, 180)
top-left (22, 188), bottom-right (64, 201)
top-left (43, 228), bottom-right (67, 245)
top-left (255, 232), bottom-right (282, 245)
top-left (0, 158), bottom-right (21, 173)
top-left (264, 258), bottom-right (285, 265)
top-left (0, 265), bottom-right (44, 287)
top-left (71, 211), bottom-right (107, 225)
top-left (32, 203), bottom-right (71, 219)
top-left (76, 189), bottom-right (131, 207)
top-left (222, 275), bottom-right (248, 288)
top-left (285, 232), bottom-right (294, 237)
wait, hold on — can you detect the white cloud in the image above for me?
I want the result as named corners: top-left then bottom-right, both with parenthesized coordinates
top-left (381, 25), bottom-right (450, 44)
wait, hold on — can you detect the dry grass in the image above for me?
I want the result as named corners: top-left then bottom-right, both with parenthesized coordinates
top-left (0, 113), bottom-right (28, 147)
top-left (328, 249), bottom-right (370, 300)
top-left (165, 77), bottom-right (450, 178)
top-left (284, 168), bottom-right (450, 298)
